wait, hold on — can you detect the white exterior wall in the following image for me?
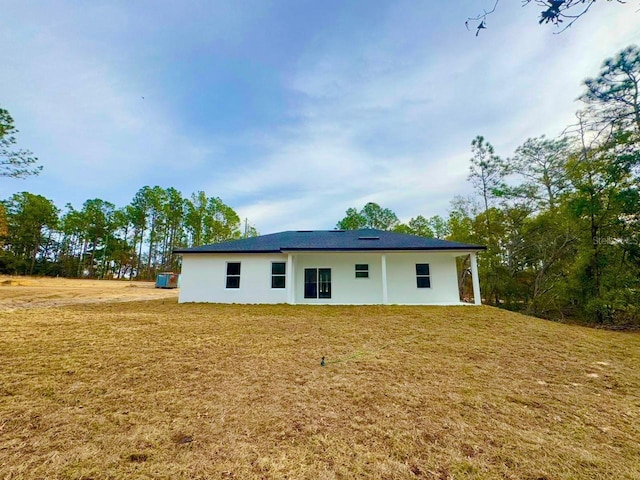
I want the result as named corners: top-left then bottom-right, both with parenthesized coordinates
top-left (293, 251), bottom-right (461, 305)
top-left (293, 253), bottom-right (384, 304)
top-left (178, 253), bottom-right (288, 304)
top-left (385, 252), bottom-right (461, 305)
top-left (179, 250), bottom-right (467, 305)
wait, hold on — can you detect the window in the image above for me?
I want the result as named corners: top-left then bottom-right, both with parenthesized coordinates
top-left (226, 262), bottom-right (241, 288)
top-left (416, 263), bottom-right (431, 288)
top-left (304, 268), bottom-right (331, 299)
top-left (355, 264), bottom-right (369, 278)
top-left (271, 262), bottom-right (286, 289)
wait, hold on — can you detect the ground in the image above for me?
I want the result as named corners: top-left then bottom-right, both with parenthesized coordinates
top-left (0, 275), bottom-right (177, 311)
top-left (0, 278), bottom-right (639, 479)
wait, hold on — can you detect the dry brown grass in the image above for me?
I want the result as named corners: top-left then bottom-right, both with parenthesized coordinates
top-left (0, 284), bottom-right (639, 479)
top-left (0, 275), bottom-right (177, 311)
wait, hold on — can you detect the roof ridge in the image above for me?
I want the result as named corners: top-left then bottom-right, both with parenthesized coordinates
top-left (173, 229), bottom-right (486, 254)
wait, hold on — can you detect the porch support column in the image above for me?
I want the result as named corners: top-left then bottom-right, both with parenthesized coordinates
top-left (381, 254), bottom-right (388, 305)
top-left (470, 252), bottom-right (481, 305)
top-left (287, 253), bottom-right (295, 305)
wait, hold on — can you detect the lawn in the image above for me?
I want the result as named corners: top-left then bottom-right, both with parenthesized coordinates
top-left (1, 297), bottom-right (639, 479)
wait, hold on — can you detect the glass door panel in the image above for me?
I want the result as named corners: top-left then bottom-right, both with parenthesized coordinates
top-left (318, 268), bottom-right (331, 299)
top-left (304, 268), bottom-right (317, 299)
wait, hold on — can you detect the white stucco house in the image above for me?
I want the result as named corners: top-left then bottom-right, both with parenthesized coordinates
top-left (174, 229), bottom-right (485, 305)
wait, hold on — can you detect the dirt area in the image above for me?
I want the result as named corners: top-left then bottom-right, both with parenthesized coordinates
top-left (0, 275), bottom-right (178, 311)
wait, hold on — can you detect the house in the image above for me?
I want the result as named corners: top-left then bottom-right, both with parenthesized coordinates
top-left (174, 229), bottom-right (485, 305)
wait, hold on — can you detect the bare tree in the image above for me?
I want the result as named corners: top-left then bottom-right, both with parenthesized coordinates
top-left (467, 0), bottom-right (628, 35)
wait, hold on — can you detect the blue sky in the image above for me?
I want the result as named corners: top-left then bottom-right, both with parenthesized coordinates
top-left (1, 1), bottom-right (638, 233)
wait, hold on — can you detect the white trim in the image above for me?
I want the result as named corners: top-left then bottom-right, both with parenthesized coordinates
top-left (286, 254), bottom-right (294, 304)
top-left (470, 252), bottom-right (481, 305)
top-left (280, 249), bottom-right (481, 255)
top-left (279, 302), bottom-right (470, 306)
top-left (291, 255), bottom-right (296, 304)
top-left (381, 254), bottom-right (388, 304)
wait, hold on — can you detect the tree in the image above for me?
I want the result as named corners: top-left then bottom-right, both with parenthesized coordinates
top-left (508, 136), bottom-right (571, 210)
top-left (109, 208), bottom-right (136, 278)
top-left (78, 198), bottom-right (116, 277)
top-left (184, 191), bottom-right (208, 247)
top-left (566, 128), bottom-right (640, 322)
top-left (361, 202), bottom-right (400, 230)
top-left (202, 196), bottom-right (242, 244)
top-left (129, 187), bottom-right (151, 278)
top-left (581, 45), bottom-right (640, 134)
top-left (336, 207), bottom-right (366, 230)
top-left (0, 185), bottom-right (246, 279)
top-left (337, 202), bottom-right (400, 231)
top-left (184, 191), bottom-right (242, 246)
top-left (528, 0), bottom-right (626, 29)
top-left (393, 215), bottom-right (449, 238)
top-left (3, 192), bottom-right (58, 274)
top-left (242, 219), bottom-right (259, 238)
top-left (468, 135), bottom-right (507, 234)
top-left (427, 215), bottom-right (450, 239)
top-left (142, 186), bottom-right (168, 278)
top-left (0, 108), bottom-right (42, 178)
top-left (467, 137), bottom-right (514, 306)
top-left (394, 215), bottom-right (434, 238)
top-left (0, 204), bottom-right (7, 246)
top-left (59, 204), bottom-right (86, 276)
top-left (162, 187), bottom-right (186, 272)
top-left (519, 211), bottom-right (577, 318)
top-left (467, 0), bottom-right (628, 36)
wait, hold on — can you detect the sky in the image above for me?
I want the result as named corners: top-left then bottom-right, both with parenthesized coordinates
top-left (1, 1), bottom-right (638, 234)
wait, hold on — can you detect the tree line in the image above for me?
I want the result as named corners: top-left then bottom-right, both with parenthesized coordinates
top-left (337, 45), bottom-right (640, 326)
top-left (0, 187), bottom-right (257, 279)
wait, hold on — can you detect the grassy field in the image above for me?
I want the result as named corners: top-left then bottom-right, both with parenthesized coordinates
top-left (1, 283), bottom-right (639, 479)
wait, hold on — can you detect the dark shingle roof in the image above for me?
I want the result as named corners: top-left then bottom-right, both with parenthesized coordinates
top-left (174, 229), bottom-right (485, 254)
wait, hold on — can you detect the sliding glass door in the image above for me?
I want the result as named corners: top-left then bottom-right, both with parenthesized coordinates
top-left (304, 268), bottom-right (331, 299)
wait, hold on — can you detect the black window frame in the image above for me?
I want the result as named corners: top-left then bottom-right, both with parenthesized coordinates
top-left (416, 263), bottom-right (431, 289)
top-left (271, 262), bottom-right (286, 289)
top-left (226, 262), bottom-right (241, 289)
top-left (355, 263), bottom-right (369, 278)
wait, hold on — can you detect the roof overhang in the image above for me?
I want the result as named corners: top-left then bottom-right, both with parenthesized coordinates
top-left (174, 246), bottom-right (487, 255)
